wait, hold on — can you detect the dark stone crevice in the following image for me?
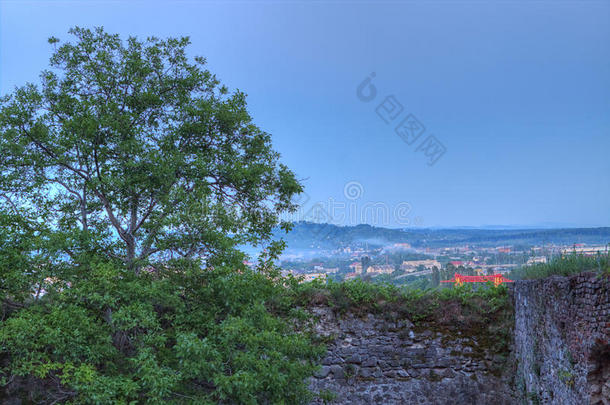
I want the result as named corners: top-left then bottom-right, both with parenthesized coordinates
top-left (588, 340), bottom-right (610, 405)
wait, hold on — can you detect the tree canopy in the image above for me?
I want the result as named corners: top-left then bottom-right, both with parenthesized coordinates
top-left (0, 27), bottom-right (322, 404)
top-left (0, 26), bottom-right (301, 272)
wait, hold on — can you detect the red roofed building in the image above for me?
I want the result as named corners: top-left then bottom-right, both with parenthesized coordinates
top-left (349, 262), bottom-right (363, 274)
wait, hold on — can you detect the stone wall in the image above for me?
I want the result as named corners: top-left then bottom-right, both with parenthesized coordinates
top-left (513, 273), bottom-right (610, 405)
top-left (308, 306), bottom-right (515, 404)
top-left (306, 273), bottom-right (609, 404)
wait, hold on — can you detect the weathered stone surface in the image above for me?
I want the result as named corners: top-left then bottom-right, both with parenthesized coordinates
top-left (329, 364), bottom-right (344, 380)
top-left (362, 356), bottom-right (377, 367)
top-left (308, 307), bottom-right (514, 404)
top-left (309, 272), bottom-right (609, 404)
top-left (359, 367), bottom-right (375, 378)
top-left (513, 273), bottom-right (610, 405)
top-left (314, 366), bottom-right (331, 379)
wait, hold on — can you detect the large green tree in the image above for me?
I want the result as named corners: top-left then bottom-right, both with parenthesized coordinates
top-left (0, 26), bottom-right (301, 271)
top-left (0, 28), bottom-right (323, 404)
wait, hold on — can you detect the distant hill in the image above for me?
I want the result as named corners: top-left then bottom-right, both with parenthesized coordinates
top-left (274, 222), bottom-right (610, 250)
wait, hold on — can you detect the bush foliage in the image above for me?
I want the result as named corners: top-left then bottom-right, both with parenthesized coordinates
top-left (509, 253), bottom-right (609, 280)
top-left (0, 260), bottom-right (325, 404)
top-left (291, 277), bottom-right (511, 324)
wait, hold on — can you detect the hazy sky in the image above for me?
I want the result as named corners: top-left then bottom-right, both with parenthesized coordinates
top-left (1, 1), bottom-right (609, 228)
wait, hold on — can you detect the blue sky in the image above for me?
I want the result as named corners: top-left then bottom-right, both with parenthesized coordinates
top-left (1, 1), bottom-right (609, 228)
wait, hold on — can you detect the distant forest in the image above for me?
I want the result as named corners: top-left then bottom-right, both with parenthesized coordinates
top-left (276, 222), bottom-right (610, 249)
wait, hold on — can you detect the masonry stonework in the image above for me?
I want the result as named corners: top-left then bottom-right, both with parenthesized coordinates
top-left (513, 273), bottom-right (610, 405)
top-left (309, 272), bottom-right (610, 404)
top-left (308, 307), bottom-right (514, 404)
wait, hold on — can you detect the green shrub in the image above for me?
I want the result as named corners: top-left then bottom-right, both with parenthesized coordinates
top-left (510, 253), bottom-right (609, 280)
top-left (0, 261), bottom-right (325, 404)
top-left (294, 277), bottom-right (511, 330)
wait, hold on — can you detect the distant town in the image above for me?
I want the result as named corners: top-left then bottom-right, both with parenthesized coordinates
top-left (247, 223), bottom-right (610, 288)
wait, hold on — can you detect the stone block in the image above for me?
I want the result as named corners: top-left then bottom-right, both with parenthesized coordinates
top-left (363, 356), bottom-right (378, 367)
top-left (360, 367), bottom-right (376, 378)
top-left (314, 366), bottom-right (331, 379)
top-left (330, 364), bottom-right (344, 379)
